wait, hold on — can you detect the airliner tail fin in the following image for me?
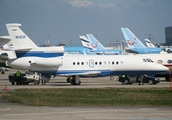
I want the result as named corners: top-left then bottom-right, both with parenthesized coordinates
top-left (79, 36), bottom-right (92, 49)
top-left (145, 39), bottom-right (155, 48)
top-left (121, 28), bottom-right (146, 49)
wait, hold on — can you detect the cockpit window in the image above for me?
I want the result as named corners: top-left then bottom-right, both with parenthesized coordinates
top-left (143, 58), bottom-right (153, 62)
top-left (146, 58), bottom-right (153, 62)
top-left (143, 59), bottom-right (147, 62)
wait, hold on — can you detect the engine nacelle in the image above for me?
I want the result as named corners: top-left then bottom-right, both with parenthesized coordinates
top-left (6, 57), bottom-right (63, 70)
top-left (35, 57), bottom-right (63, 67)
top-left (0, 53), bottom-right (9, 61)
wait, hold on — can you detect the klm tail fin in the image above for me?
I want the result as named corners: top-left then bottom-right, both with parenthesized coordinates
top-left (79, 36), bottom-right (92, 49)
top-left (145, 39), bottom-right (155, 48)
top-left (86, 34), bottom-right (106, 51)
top-left (121, 28), bottom-right (146, 49)
top-left (6, 23), bottom-right (38, 49)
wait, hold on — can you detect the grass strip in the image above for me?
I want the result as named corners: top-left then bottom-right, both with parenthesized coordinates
top-left (1, 87), bottom-right (172, 106)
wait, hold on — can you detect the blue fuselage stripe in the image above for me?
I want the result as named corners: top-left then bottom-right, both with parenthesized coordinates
top-left (16, 51), bottom-right (64, 58)
top-left (34, 70), bottom-right (166, 77)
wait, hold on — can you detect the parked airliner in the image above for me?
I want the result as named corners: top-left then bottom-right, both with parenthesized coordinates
top-left (121, 28), bottom-right (161, 54)
top-left (80, 34), bottom-right (121, 55)
top-left (3, 23), bottom-right (169, 85)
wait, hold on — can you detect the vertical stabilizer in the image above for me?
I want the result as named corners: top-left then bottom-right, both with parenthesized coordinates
top-left (79, 36), bottom-right (92, 49)
top-left (121, 28), bottom-right (146, 49)
top-left (6, 23), bottom-right (38, 49)
top-left (145, 39), bottom-right (155, 48)
top-left (86, 34), bottom-right (105, 51)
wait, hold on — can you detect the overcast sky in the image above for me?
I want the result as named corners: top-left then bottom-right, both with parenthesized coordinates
top-left (0, 0), bottom-right (172, 46)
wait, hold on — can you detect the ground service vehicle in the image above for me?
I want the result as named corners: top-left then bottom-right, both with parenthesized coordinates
top-left (8, 72), bottom-right (41, 85)
top-left (118, 75), bottom-right (160, 85)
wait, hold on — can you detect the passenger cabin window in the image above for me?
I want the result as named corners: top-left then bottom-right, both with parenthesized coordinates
top-left (95, 62), bottom-right (98, 65)
top-left (167, 60), bottom-right (172, 64)
top-left (72, 60), bottom-right (124, 66)
top-left (157, 60), bottom-right (163, 64)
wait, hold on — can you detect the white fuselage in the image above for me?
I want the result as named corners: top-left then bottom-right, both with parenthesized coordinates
top-left (6, 54), bottom-right (168, 77)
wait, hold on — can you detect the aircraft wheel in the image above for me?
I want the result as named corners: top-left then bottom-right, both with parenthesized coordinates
top-left (11, 82), bottom-right (15, 85)
top-left (71, 79), bottom-right (81, 85)
top-left (123, 79), bottom-right (129, 85)
top-left (110, 76), bottom-right (114, 80)
top-left (67, 78), bottom-right (71, 83)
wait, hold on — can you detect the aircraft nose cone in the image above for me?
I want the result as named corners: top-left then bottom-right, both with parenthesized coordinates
top-left (163, 66), bottom-right (169, 71)
top-left (159, 64), bottom-right (169, 71)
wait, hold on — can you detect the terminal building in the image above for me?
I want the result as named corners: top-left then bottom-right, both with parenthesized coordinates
top-left (165, 26), bottom-right (172, 46)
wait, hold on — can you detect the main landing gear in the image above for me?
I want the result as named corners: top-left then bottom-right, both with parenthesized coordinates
top-left (66, 75), bottom-right (81, 85)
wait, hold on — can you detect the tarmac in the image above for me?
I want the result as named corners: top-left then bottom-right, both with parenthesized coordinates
top-left (0, 69), bottom-right (172, 120)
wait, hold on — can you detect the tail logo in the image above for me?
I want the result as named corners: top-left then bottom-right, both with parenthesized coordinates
top-left (91, 42), bottom-right (98, 48)
top-left (127, 40), bottom-right (135, 46)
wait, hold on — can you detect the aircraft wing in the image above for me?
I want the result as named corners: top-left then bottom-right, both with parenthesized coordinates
top-left (58, 71), bottom-right (101, 77)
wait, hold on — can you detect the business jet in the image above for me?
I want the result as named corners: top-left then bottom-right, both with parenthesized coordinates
top-left (121, 28), bottom-right (161, 54)
top-left (3, 23), bottom-right (168, 85)
top-left (80, 34), bottom-right (121, 55)
top-left (6, 54), bottom-right (168, 84)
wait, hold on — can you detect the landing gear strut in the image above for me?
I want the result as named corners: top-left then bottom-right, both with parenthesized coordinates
top-left (67, 75), bottom-right (81, 85)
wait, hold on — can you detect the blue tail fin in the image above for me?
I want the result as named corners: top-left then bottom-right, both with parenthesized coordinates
top-left (86, 34), bottom-right (106, 51)
top-left (121, 28), bottom-right (146, 49)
